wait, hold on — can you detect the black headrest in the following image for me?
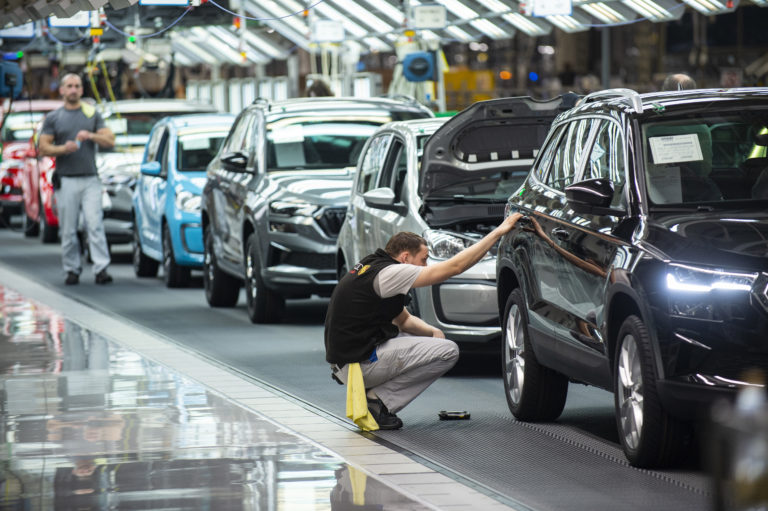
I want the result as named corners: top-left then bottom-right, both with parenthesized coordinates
top-left (755, 133), bottom-right (768, 147)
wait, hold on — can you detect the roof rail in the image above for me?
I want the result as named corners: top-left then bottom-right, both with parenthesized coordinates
top-left (582, 88), bottom-right (643, 113)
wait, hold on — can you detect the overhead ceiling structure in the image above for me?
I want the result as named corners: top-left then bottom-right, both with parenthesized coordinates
top-left (0, 0), bottom-right (762, 66)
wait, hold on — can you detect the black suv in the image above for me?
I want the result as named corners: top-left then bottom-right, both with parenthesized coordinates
top-left (496, 87), bottom-right (768, 468)
top-left (201, 97), bottom-right (432, 323)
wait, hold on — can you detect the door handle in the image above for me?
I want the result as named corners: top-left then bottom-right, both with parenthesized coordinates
top-left (551, 227), bottom-right (570, 241)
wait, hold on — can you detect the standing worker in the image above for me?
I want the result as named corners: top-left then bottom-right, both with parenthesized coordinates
top-left (39, 73), bottom-right (115, 285)
top-left (325, 213), bottom-right (524, 430)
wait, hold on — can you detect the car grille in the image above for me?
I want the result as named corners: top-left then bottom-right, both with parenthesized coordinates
top-left (316, 207), bottom-right (346, 237)
top-left (270, 248), bottom-right (335, 270)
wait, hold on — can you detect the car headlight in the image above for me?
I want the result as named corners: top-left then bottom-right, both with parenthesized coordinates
top-left (175, 190), bottom-right (201, 213)
top-left (269, 200), bottom-right (320, 217)
top-left (666, 263), bottom-right (757, 293)
top-left (423, 229), bottom-right (491, 261)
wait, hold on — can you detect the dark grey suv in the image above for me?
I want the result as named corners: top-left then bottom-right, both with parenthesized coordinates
top-left (201, 97), bottom-right (432, 323)
top-left (496, 87), bottom-right (768, 468)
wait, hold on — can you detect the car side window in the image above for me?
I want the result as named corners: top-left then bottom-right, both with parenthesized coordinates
top-left (358, 134), bottom-right (392, 194)
top-left (159, 131), bottom-right (170, 178)
top-left (583, 120), bottom-right (626, 207)
top-left (532, 124), bottom-right (565, 181)
top-left (378, 138), bottom-right (406, 202)
top-left (145, 127), bottom-right (166, 163)
top-left (546, 122), bottom-right (580, 191)
top-left (223, 111), bottom-right (253, 155)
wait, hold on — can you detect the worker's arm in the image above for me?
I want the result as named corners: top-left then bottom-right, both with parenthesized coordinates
top-left (76, 127), bottom-right (115, 149)
top-left (392, 308), bottom-right (445, 338)
top-left (412, 213), bottom-right (523, 288)
top-left (38, 133), bottom-right (77, 157)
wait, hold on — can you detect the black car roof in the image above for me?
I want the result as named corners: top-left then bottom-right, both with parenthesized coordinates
top-left (565, 87), bottom-right (768, 120)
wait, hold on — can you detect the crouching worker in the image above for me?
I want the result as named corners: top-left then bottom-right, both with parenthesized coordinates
top-left (324, 213), bottom-right (524, 430)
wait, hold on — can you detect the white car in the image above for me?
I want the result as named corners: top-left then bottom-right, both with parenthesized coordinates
top-left (337, 95), bottom-right (576, 346)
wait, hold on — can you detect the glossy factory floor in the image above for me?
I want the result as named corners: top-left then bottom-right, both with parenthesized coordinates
top-left (0, 273), bottom-right (510, 510)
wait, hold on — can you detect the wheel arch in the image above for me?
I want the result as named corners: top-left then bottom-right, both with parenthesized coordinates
top-left (605, 282), bottom-right (664, 381)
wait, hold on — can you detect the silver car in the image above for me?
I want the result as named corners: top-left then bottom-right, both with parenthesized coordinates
top-left (337, 95), bottom-right (576, 346)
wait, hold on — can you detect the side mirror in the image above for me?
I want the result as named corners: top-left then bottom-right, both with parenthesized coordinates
top-left (565, 178), bottom-right (625, 217)
top-left (362, 187), bottom-right (406, 215)
top-left (363, 187), bottom-right (396, 208)
top-left (140, 161), bottom-right (162, 177)
top-left (221, 151), bottom-right (249, 171)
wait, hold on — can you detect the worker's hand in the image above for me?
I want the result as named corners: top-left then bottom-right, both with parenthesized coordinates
top-left (76, 130), bottom-right (91, 142)
top-left (432, 328), bottom-right (445, 339)
top-left (495, 212), bottom-right (523, 236)
top-left (63, 140), bottom-right (79, 153)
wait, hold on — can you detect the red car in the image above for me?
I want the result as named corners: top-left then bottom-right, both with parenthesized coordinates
top-left (6, 101), bottom-right (62, 241)
top-left (1, 100), bottom-right (62, 237)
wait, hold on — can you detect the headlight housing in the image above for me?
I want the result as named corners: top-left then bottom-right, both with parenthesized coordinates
top-left (423, 229), bottom-right (491, 261)
top-left (175, 190), bottom-right (201, 213)
top-left (269, 200), bottom-right (320, 217)
top-left (666, 264), bottom-right (757, 293)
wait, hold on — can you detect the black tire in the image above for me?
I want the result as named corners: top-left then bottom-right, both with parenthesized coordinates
top-left (244, 233), bottom-right (284, 323)
top-left (23, 207), bottom-right (39, 237)
top-left (132, 221), bottom-right (159, 277)
top-left (0, 208), bottom-right (12, 229)
top-left (40, 198), bottom-right (57, 244)
top-left (614, 315), bottom-right (687, 468)
top-left (163, 223), bottom-right (190, 288)
top-left (502, 288), bottom-right (568, 421)
top-left (203, 228), bottom-right (239, 307)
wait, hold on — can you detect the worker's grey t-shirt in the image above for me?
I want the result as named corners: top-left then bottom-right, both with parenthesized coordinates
top-left (374, 264), bottom-right (423, 298)
top-left (41, 105), bottom-right (105, 177)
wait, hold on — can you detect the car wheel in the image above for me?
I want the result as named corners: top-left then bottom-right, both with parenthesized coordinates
top-left (245, 233), bottom-right (284, 323)
top-left (502, 288), bottom-right (568, 421)
top-left (23, 208), bottom-right (39, 237)
top-left (132, 221), bottom-right (159, 277)
top-left (40, 196), bottom-right (57, 244)
top-left (0, 208), bottom-right (12, 229)
top-left (614, 315), bottom-right (686, 468)
top-left (163, 223), bottom-right (190, 288)
top-left (203, 228), bottom-right (239, 307)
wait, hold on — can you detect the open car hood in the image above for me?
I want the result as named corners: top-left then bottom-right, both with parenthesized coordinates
top-left (419, 94), bottom-right (579, 201)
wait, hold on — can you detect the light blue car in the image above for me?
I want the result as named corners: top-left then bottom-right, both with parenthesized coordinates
top-left (132, 114), bottom-right (235, 287)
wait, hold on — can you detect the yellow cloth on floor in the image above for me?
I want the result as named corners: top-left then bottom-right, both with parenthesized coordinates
top-left (345, 362), bottom-right (379, 431)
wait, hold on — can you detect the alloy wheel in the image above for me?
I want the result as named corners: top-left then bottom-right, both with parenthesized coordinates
top-left (617, 333), bottom-right (644, 451)
top-left (504, 303), bottom-right (526, 406)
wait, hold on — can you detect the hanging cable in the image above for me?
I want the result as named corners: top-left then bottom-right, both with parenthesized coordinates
top-left (104, 7), bottom-right (193, 39)
top-left (99, 60), bottom-right (119, 108)
top-left (207, 0), bottom-right (328, 22)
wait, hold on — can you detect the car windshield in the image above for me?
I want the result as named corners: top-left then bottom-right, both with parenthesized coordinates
top-left (1, 112), bottom-right (44, 142)
top-left (266, 121), bottom-right (380, 171)
top-left (642, 111), bottom-right (768, 206)
top-left (177, 131), bottom-right (228, 172)
top-left (103, 112), bottom-right (209, 153)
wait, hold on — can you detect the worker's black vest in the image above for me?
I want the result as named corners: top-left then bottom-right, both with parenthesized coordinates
top-left (324, 249), bottom-right (406, 364)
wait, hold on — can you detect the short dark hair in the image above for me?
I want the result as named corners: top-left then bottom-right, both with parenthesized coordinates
top-left (385, 232), bottom-right (426, 258)
top-left (662, 73), bottom-right (696, 91)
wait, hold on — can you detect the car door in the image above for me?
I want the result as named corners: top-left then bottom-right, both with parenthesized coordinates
top-left (213, 110), bottom-right (258, 270)
top-left (369, 135), bottom-right (410, 249)
top-left (551, 117), bottom-right (629, 385)
top-left (347, 132), bottom-right (392, 263)
top-left (137, 125), bottom-right (168, 254)
top-left (521, 119), bottom-right (594, 355)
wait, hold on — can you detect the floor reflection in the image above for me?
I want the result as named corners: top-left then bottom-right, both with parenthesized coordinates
top-left (0, 285), bottom-right (430, 510)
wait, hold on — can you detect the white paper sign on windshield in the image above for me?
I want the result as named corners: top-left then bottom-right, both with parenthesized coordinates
top-left (649, 134), bottom-right (703, 164)
top-left (105, 118), bottom-right (128, 135)
top-left (270, 125), bottom-right (304, 144)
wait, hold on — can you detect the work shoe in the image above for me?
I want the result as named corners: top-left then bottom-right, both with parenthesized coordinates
top-left (367, 397), bottom-right (403, 430)
top-left (65, 272), bottom-right (79, 285)
top-left (94, 269), bottom-right (113, 285)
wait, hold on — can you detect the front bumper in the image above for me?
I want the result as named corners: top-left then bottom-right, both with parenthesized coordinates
top-left (416, 258), bottom-right (500, 345)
